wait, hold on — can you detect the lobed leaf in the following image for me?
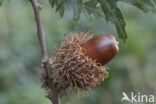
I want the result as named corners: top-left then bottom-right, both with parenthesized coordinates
top-left (49, 0), bottom-right (57, 8)
top-left (48, 0), bottom-right (156, 43)
top-left (84, 0), bottom-right (104, 19)
top-left (97, 0), bottom-right (127, 43)
top-left (122, 0), bottom-right (156, 13)
top-left (49, 0), bottom-right (65, 17)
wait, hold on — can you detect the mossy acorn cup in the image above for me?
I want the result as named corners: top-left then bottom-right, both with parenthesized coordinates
top-left (44, 32), bottom-right (119, 93)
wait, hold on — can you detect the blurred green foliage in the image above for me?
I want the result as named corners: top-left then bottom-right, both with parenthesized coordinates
top-left (48, 0), bottom-right (156, 43)
top-left (0, 0), bottom-right (156, 104)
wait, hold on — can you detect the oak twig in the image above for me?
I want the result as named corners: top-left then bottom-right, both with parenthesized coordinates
top-left (29, 0), bottom-right (61, 104)
top-left (29, 0), bottom-right (47, 62)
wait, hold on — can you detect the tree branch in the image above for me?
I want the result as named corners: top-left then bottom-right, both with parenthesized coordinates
top-left (29, 0), bottom-right (47, 62)
top-left (28, 0), bottom-right (61, 104)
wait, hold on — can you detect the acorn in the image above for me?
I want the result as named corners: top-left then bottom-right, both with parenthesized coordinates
top-left (81, 35), bottom-right (119, 65)
top-left (42, 32), bottom-right (118, 94)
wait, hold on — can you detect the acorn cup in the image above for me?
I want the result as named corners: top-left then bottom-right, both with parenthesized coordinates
top-left (42, 32), bottom-right (119, 94)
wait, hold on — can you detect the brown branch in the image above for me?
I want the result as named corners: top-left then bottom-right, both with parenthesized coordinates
top-left (29, 0), bottom-right (47, 62)
top-left (28, 0), bottom-right (61, 104)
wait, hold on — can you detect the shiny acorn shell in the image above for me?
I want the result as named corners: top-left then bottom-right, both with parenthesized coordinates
top-left (81, 35), bottom-right (119, 65)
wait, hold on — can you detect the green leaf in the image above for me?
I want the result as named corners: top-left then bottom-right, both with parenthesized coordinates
top-left (122, 0), bottom-right (156, 13)
top-left (49, 0), bottom-right (58, 8)
top-left (56, 0), bottom-right (63, 12)
top-left (48, 0), bottom-right (156, 43)
top-left (84, 0), bottom-right (104, 18)
top-left (72, 0), bottom-right (82, 26)
top-left (49, 0), bottom-right (65, 17)
top-left (0, 0), bottom-right (4, 7)
top-left (58, 5), bottom-right (65, 18)
top-left (97, 0), bottom-right (156, 43)
top-left (97, 0), bottom-right (127, 43)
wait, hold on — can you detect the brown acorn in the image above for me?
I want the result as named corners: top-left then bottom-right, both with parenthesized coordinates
top-left (81, 35), bottom-right (119, 65)
top-left (42, 32), bottom-right (118, 94)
